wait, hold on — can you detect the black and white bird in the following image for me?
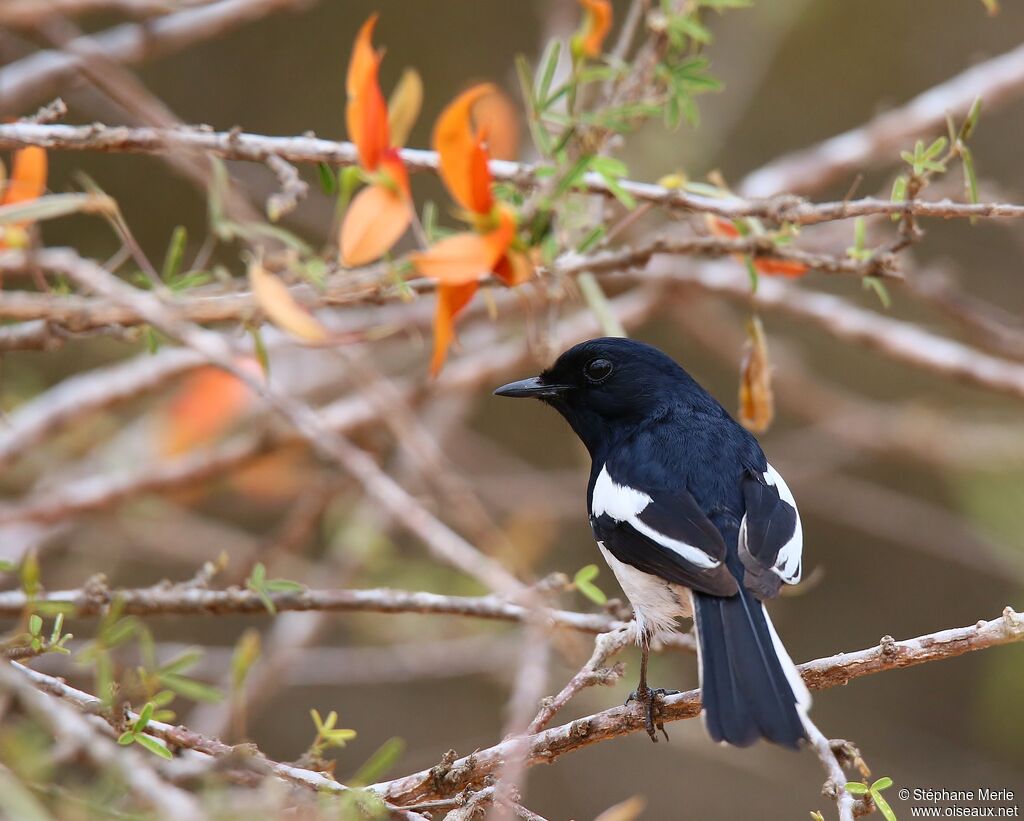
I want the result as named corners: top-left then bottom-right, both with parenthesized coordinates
top-left (495, 337), bottom-right (810, 747)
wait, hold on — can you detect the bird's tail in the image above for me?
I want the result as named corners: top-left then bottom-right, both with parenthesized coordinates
top-left (693, 590), bottom-right (811, 748)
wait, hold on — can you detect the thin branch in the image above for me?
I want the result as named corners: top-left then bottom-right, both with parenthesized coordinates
top-left (1, 122), bottom-right (1022, 224)
top-left (0, 580), bottom-right (699, 649)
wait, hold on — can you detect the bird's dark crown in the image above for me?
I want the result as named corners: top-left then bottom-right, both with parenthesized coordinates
top-left (534, 337), bottom-right (716, 456)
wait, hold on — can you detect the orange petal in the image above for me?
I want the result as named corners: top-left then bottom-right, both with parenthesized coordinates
top-left (578, 0), bottom-right (612, 58)
top-left (434, 84), bottom-right (495, 215)
top-left (472, 88), bottom-right (520, 161)
top-left (340, 182), bottom-right (411, 267)
top-left (346, 15), bottom-right (389, 170)
top-left (411, 208), bottom-right (514, 284)
top-left (494, 248), bottom-right (533, 287)
top-left (430, 281), bottom-right (478, 376)
top-left (162, 360), bottom-right (260, 456)
top-left (705, 214), bottom-right (740, 238)
top-left (754, 258), bottom-right (809, 277)
top-left (2, 147), bottom-right (46, 207)
top-left (248, 261), bottom-right (331, 343)
top-left (738, 317), bottom-right (774, 433)
top-left (379, 148), bottom-right (411, 198)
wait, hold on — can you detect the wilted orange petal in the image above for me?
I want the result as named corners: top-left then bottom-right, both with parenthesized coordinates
top-left (411, 208), bottom-right (515, 284)
top-left (738, 317), bottom-right (774, 433)
top-left (472, 88), bottom-right (520, 161)
top-left (578, 0), bottom-right (612, 58)
top-left (2, 147), bottom-right (46, 207)
top-left (340, 182), bottom-right (411, 266)
top-left (754, 258), bottom-right (809, 277)
top-left (162, 361), bottom-right (260, 456)
top-left (494, 248), bottom-right (533, 287)
top-left (434, 84), bottom-right (496, 215)
top-left (431, 281), bottom-right (478, 376)
top-left (248, 261), bottom-right (331, 343)
top-left (346, 15), bottom-right (389, 170)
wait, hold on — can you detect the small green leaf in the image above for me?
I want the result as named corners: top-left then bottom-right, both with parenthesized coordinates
top-left (28, 614), bottom-right (42, 636)
top-left (117, 731), bottom-right (135, 746)
top-left (134, 702), bottom-right (154, 732)
top-left (577, 224), bottom-right (606, 254)
top-left (845, 782), bottom-right (869, 796)
top-left (317, 163), bottom-right (338, 195)
top-left (872, 777), bottom-right (893, 791)
top-left (961, 145), bottom-right (979, 206)
top-left (537, 41), bottom-right (562, 108)
top-left (863, 276), bottom-right (892, 309)
top-left (161, 674), bottom-right (223, 704)
top-left (574, 564), bottom-right (600, 585)
top-left (872, 790), bottom-right (897, 821)
top-left (961, 97), bottom-right (982, 140)
top-left (264, 579), bottom-right (304, 593)
top-left (161, 226), bottom-right (188, 282)
top-left (349, 737), bottom-right (405, 786)
top-left (133, 734), bottom-right (173, 760)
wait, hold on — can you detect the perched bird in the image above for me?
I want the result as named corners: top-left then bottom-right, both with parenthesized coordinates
top-left (494, 338), bottom-right (810, 747)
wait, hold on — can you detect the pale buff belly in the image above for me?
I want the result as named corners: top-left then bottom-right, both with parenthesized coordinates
top-left (598, 543), bottom-right (693, 641)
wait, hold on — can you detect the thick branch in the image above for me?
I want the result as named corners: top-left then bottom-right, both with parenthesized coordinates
top-left (370, 608), bottom-right (1024, 805)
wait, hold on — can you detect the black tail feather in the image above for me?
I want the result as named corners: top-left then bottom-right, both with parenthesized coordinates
top-left (693, 590), bottom-right (809, 749)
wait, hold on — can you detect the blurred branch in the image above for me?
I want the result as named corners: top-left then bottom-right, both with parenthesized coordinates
top-left (0, 0), bottom-right (313, 115)
top-left (741, 41), bottom-right (1024, 196)
top-left (2, 122), bottom-right (1023, 224)
top-left (369, 607), bottom-right (1024, 804)
top-left (0, 0), bottom-right (221, 27)
top-left (0, 580), bottom-right (699, 648)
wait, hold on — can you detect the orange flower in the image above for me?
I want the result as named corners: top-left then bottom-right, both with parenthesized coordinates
top-left (706, 215), bottom-right (808, 278)
top-left (575, 0), bottom-right (612, 59)
top-left (340, 15), bottom-right (413, 267)
top-left (412, 84), bottom-right (533, 374)
top-left (0, 146), bottom-right (47, 250)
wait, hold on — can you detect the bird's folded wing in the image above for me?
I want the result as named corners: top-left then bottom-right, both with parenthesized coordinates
top-left (590, 469), bottom-right (738, 596)
top-left (738, 464), bottom-right (803, 598)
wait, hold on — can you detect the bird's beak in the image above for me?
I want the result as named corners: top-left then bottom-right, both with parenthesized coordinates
top-left (493, 376), bottom-right (570, 399)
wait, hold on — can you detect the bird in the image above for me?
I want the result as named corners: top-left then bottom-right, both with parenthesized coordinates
top-left (494, 337), bottom-right (810, 748)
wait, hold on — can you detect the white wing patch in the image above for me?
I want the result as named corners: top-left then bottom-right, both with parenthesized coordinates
top-left (592, 465), bottom-right (721, 570)
top-left (764, 462), bottom-right (803, 584)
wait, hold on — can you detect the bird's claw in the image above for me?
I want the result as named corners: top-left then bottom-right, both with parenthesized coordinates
top-left (625, 687), bottom-right (678, 742)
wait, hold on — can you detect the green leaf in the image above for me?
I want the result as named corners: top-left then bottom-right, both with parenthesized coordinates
top-left (872, 790), bottom-right (897, 821)
top-left (28, 614), bottom-right (42, 636)
top-left (133, 734), bottom-right (173, 760)
top-left (117, 731), bottom-right (135, 746)
top-left (317, 163), bottom-right (338, 195)
top-left (577, 225), bottom-right (606, 254)
top-left (134, 702), bottom-right (154, 732)
top-left (961, 145), bottom-right (979, 207)
top-left (20, 550), bottom-right (39, 599)
top-left (537, 41), bottom-right (562, 108)
top-left (872, 777), bottom-right (893, 792)
top-left (250, 325), bottom-right (270, 377)
top-left (159, 648), bottom-right (205, 676)
top-left (845, 782), bottom-right (869, 796)
top-left (961, 97), bottom-right (982, 140)
top-left (573, 564), bottom-right (607, 605)
top-left (0, 193), bottom-right (115, 226)
top-left (161, 673), bottom-right (223, 704)
top-left (264, 579), bottom-right (304, 593)
top-left (574, 564), bottom-right (600, 585)
top-left (249, 563), bottom-right (267, 586)
top-left (349, 737), bottom-right (405, 786)
top-left (161, 225), bottom-right (188, 282)
top-left (596, 170), bottom-right (636, 210)
top-left (863, 276), bottom-right (892, 309)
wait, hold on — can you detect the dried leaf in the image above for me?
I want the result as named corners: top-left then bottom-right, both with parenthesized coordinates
top-left (754, 258), bottom-right (808, 277)
top-left (339, 182), bottom-right (411, 266)
top-left (387, 68), bottom-right (423, 148)
top-left (248, 261), bottom-right (331, 343)
top-left (430, 281), bottom-right (478, 375)
top-left (738, 316), bottom-right (774, 433)
top-left (594, 795), bottom-right (647, 821)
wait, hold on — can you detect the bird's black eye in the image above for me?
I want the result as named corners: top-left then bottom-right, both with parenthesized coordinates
top-left (584, 358), bottom-right (614, 384)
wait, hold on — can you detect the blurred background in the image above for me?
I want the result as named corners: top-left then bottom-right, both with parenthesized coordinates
top-left (1, 1), bottom-right (1023, 818)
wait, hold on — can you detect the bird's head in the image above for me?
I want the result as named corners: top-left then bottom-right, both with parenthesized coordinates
top-left (494, 337), bottom-right (703, 456)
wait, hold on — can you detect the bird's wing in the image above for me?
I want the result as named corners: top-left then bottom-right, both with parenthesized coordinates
top-left (738, 463), bottom-right (803, 598)
top-left (590, 466), bottom-right (739, 596)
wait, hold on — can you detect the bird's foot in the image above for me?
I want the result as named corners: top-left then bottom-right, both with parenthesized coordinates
top-left (625, 687), bottom-right (679, 742)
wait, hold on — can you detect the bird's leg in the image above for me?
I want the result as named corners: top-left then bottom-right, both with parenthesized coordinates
top-left (626, 639), bottom-right (674, 742)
